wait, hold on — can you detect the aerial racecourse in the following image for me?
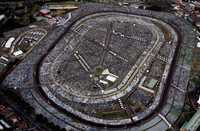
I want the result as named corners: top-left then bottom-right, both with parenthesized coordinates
top-left (2, 3), bottom-right (196, 131)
